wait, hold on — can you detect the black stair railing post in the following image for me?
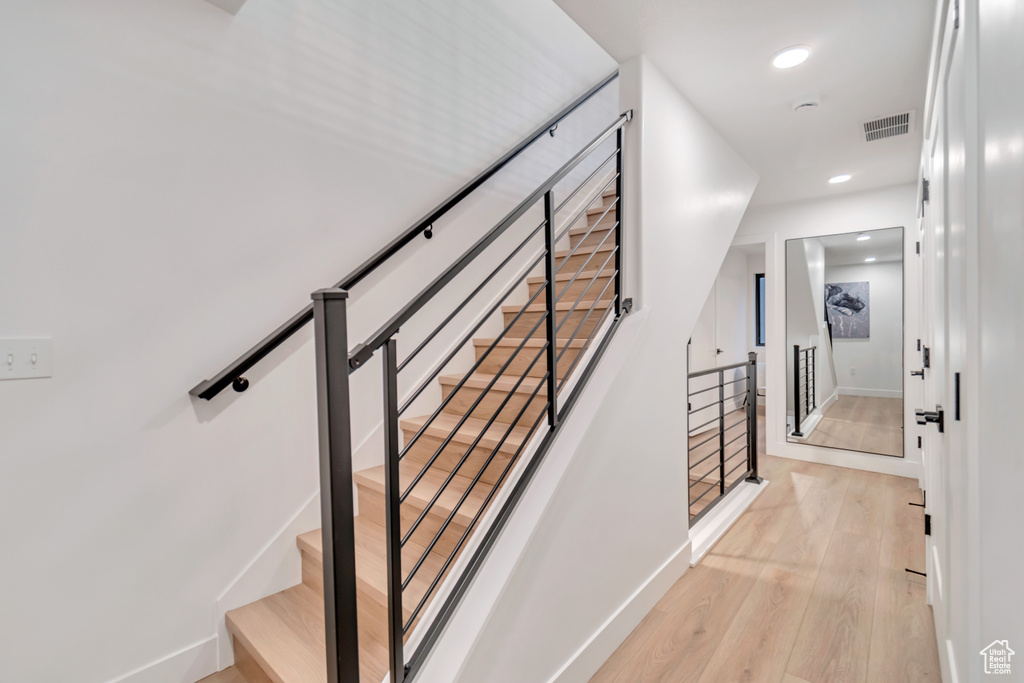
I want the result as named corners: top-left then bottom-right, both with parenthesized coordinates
top-left (718, 369), bottom-right (726, 496)
top-left (613, 126), bottom-right (624, 316)
top-left (792, 344), bottom-right (804, 437)
top-left (543, 190), bottom-right (559, 427)
top-left (804, 349), bottom-right (811, 418)
top-left (810, 347), bottom-right (817, 411)
top-left (746, 352), bottom-right (763, 483)
top-left (381, 338), bottom-right (406, 683)
top-left (311, 289), bottom-right (361, 683)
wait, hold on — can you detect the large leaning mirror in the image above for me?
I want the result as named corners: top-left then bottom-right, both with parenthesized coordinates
top-left (785, 227), bottom-right (904, 457)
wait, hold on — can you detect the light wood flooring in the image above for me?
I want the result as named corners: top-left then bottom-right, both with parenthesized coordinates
top-left (800, 395), bottom-right (904, 457)
top-left (591, 452), bottom-right (939, 683)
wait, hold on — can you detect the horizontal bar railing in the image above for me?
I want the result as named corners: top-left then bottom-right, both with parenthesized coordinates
top-left (191, 71), bottom-right (619, 401)
top-left (347, 112), bottom-right (631, 372)
top-left (791, 344), bottom-right (816, 437)
top-left (686, 352), bottom-right (761, 526)
top-left (310, 100), bottom-right (634, 683)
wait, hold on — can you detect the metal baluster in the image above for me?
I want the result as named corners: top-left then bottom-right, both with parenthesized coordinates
top-left (543, 190), bottom-right (559, 427)
top-left (804, 349), bottom-right (810, 418)
top-left (718, 369), bottom-right (726, 496)
top-left (792, 344), bottom-right (804, 437)
top-left (381, 339), bottom-right (405, 683)
top-left (746, 352), bottom-right (763, 483)
top-left (311, 289), bottom-right (361, 683)
top-left (614, 126), bottom-right (624, 316)
top-left (810, 348), bottom-right (816, 411)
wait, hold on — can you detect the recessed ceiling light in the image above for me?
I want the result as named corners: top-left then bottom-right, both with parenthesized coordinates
top-left (864, 257), bottom-right (877, 262)
top-left (856, 234), bottom-right (871, 241)
top-left (829, 174), bottom-right (852, 184)
top-left (772, 46), bottom-right (810, 69)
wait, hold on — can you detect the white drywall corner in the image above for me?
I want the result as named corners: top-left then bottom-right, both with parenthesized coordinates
top-left (204, 0), bottom-right (246, 15)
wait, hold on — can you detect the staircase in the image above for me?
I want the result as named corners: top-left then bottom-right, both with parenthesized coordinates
top-left (210, 185), bottom-right (620, 683)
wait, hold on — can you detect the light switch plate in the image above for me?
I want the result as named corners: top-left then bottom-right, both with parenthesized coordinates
top-left (1, 338), bottom-right (53, 380)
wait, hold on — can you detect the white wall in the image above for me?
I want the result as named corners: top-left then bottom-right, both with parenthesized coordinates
top-left (416, 55), bottom-right (758, 682)
top-left (0, 1), bottom-right (618, 681)
top-left (826, 261), bottom-right (904, 398)
top-left (689, 248), bottom-right (752, 419)
top-left (735, 183), bottom-right (921, 478)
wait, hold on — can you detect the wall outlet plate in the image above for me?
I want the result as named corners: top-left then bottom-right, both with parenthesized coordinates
top-left (1, 338), bottom-right (53, 380)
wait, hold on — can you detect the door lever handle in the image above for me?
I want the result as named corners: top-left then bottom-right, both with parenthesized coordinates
top-left (915, 405), bottom-right (944, 433)
top-left (910, 369), bottom-right (924, 378)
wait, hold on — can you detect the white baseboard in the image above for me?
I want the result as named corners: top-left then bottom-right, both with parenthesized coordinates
top-left (107, 636), bottom-right (217, 683)
top-left (819, 389), bottom-right (839, 413)
top-left (214, 492), bottom-right (321, 669)
top-left (838, 387), bottom-right (903, 399)
top-left (789, 412), bottom-right (823, 440)
top-left (547, 540), bottom-right (692, 683)
top-left (689, 479), bottom-right (768, 566)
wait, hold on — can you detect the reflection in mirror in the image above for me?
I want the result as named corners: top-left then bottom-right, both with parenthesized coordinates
top-left (786, 227), bottom-right (904, 457)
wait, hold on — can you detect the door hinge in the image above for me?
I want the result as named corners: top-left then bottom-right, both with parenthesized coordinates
top-left (922, 178), bottom-right (930, 203)
top-left (918, 435), bottom-right (923, 449)
top-left (954, 0), bottom-right (960, 29)
top-left (917, 338), bottom-right (921, 351)
top-left (916, 241), bottom-right (921, 255)
top-left (925, 513), bottom-right (932, 536)
top-left (922, 345), bottom-right (931, 368)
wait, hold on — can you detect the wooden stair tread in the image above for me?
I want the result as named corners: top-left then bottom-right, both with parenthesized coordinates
top-left (226, 584), bottom-right (327, 683)
top-left (438, 372), bottom-right (547, 396)
top-left (296, 520), bottom-right (446, 619)
top-left (398, 412), bottom-right (533, 455)
top-left (527, 268), bottom-right (614, 285)
top-left (502, 298), bottom-right (613, 315)
top-left (555, 242), bottom-right (616, 259)
top-left (586, 203), bottom-right (616, 216)
top-left (354, 458), bottom-right (496, 529)
top-left (474, 336), bottom-right (588, 348)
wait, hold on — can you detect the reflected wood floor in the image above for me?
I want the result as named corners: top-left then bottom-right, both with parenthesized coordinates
top-left (803, 396), bottom-right (903, 457)
top-left (591, 454), bottom-right (939, 683)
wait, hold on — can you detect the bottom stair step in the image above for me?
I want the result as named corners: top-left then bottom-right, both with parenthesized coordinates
top-left (226, 581), bottom-right (390, 683)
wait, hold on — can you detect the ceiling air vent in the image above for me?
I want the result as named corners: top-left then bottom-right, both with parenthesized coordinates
top-left (862, 111), bottom-right (915, 142)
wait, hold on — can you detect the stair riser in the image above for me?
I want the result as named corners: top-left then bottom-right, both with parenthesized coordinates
top-left (570, 225), bottom-right (617, 250)
top-left (439, 381), bottom-right (548, 428)
top-left (556, 247), bottom-right (617, 275)
top-left (232, 637), bottom-right (274, 683)
top-left (504, 307), bottom-right (606, 339)
top-left (529, 277), bottom-right (616, 303)
top-left (300, 548), bottom-right (324, 598)
top-left (401, 429), bottom-right (515, 486)
top-left (473, 343), bottom-right (583, 379)
top-left (357, 484), bottom-right (480, 557)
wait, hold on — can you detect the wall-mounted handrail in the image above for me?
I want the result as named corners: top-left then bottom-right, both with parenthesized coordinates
top-left (190, 71), bottom-right (619, 401)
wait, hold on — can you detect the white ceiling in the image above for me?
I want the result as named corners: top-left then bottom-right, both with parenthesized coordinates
top-left (818, 226), bottom-right (904, 267)
top-left (554, 0), bottom-right (934, 206)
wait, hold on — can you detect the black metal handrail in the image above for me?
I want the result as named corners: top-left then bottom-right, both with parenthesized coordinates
top-left (791, 344), bottom-right (816, 437)
top-left (312, 103), bottom-right (633, 683)
top-left (686, 353), bottom-right (761, 526)
top-left (190, 70), bottom-right (619, 401)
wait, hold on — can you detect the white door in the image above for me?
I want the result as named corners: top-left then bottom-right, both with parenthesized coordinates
top-left (921, 3), bottom-right (960, 675)
top-left (922, 37), bottom-right (950, 664)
